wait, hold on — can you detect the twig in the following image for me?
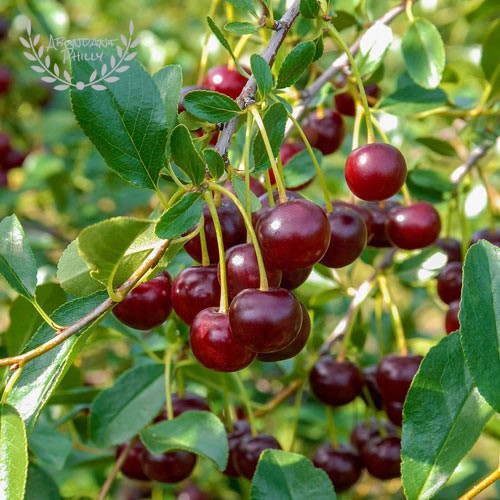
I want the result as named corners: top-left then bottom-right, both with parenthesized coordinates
top-left (449, 142), bottom-right (494, 186)
top-left (459, 463), bottom-right (500, 500)
top-left (254, 379), bottom-right (303, 418)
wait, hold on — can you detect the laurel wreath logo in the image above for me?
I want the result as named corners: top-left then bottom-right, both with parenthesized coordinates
top-left (20, 20), bottom-right (139, 91)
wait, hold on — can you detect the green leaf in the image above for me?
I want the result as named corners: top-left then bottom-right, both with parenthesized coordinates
top-left (313, 35), bottom-right (324, 61)
top-left (183, 90), bottom-right (243, 123)
top-left (253, 102), bottom-right (288, 172)
top-left (24, 464), bottom-right (61, 500)
top-left (78, 217), bottom-right (152, 289)
top-left (394, 247), bottom-right (447, 284)
top-left (153, 65), bottom-right (183, 131)
top-left (402, 18), bottom-right (446, 89)
top-left (230, 175), bottom-right (262, 212)
top-left (29, 419), bottom-right (72, 470)
top-left (155, 192), bottom-right (204, 239)
top-left (415, 137), bottom-right (456, 156)
top-left (206, 17), bottom-right (239, 68)
top-left (401, 333), bottom-right (493, 500)
top-left (378, 84), bottom-right (448, 116)
top-left (170, 125), bottom-right (206, 185)
top-left (406, 169), bottom-right (455, 203)
top-left (90, 364), bottom-right (165, 447)
top-left (6, 291), bottom-right (108, 431)
top-left (251, 449), bottom-right (336, 500)
top-left (282, 147), bottom-right (321, 189)
top-left (0, 215), bottom-right (37, 300)
top-left (71, 52), bottom-right (167, 190)
top-left (226, 0), bottom-right (257, 16)
top-left (354, 23), bottom-right (393, 75)
top-left (481, 19), bottom-right (500, 97)
top-left (225, 22), bottom-right (259, 35)
top-left (299, 0), bottom-right (320, 19)
top-left (140, 410), bottom-right (228, 470)
top-left (277, 41), bottom-right (316, 88)
top-left (203, 148), bottom-right (226, 180)
top-left (460, 241), bottom-right (500, 412)
top-left (0, 404), bottom-right (28, 500)
top-left (251, 54), bottom-right (273, 98)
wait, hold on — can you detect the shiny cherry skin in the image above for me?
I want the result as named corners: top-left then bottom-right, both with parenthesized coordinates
top-left (0, 65), bottom-right (12, 94)
top-left (361, 365), bottom-right (384, 410)
top-left (176, 483), bottom-right (210, 500)
top-left (190, 308), bottom-right (256, 372)
top-left (309, 357), bottom-right (364, 406)
top-left (229, 288), bottom-right (302, 353)
top-left (362, 436), bottom-right (401, 480)
top-left (384, 399), bottom-right (403, 427)
top-left (280, 266), bottom-right (313, 290)
top-left (140, 448), bottom-right (197, 483)
top-left (366, 201), bottom-right (400, 248)
top-left (235, 434), bottom-right (282, 479)
top-left (0, 132), bottom-right (10, 157)
top-left (116, 440), bottom-right (149, 480)
top-left (303, 109), bottom-right (345, 155)
top-left (113, 271), bottom-right (173, 330)
top-left (224, 420), bottom-right (252, 478)
top-left (435, 237), bottom-right (462, 263)
top-left (204, 65), bottom-right (248, 99)
top-left (312, 444), bottom-right (363, 492)
top-left (334, 83), bottom-right (380, 116)
top-left (171, 265), bottom-right (220, 325)
top-left (333, 200), bottom-right (374, 242)
top-left (437, 261), bottom-right (463, 304)
top-left (256, 199), bottom-right (331, 271)
top-left (375, 354), bottom-right (423, 403)
top-left (220, 243), bottom-right (282, 300)
top-left (252, 190), bottom-right (303, 226)
top-left (470, 227), bottom-right (500, 247)
top-left (386, 202), bottom-right (441, 250)
top-left (445, 300), bottom-right (460, 334)
top-left (257, 302), bottom-right (311, 362)
top-left (320, 207), bottom-right (367, 268)
top-left (350, 418), bottom-right (395, 454)
top-left (345, 143), bottom-right (407, 201)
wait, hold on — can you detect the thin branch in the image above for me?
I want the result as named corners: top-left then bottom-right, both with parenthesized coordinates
top-left (459, 463), bottom-right (500, 500)
top-left (449, 141), bottom-right (494, 186)
top-left (254, 379), bottom-right (303, 418)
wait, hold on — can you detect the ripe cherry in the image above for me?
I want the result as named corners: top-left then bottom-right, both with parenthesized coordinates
top-left (256, 199), bottom-right (331, 271)
top-left (334, 83), bottom-right (380, 117)
top-left (229, 288), bottom-right (302, 353)
top-left (302, 109), bottom-right (345, 155)
top-left (235, 434), bottom-right (282, 479)
top-left (155, 391), bottom-right (210, 422)
top-left (445, 300), bottom-right (460, 334)
top-left (204, 65), bottom-right (248, 99)
top-left (252, 190), bottom-right (303, 227)
top-left (386, 202), bottom-right (441, 250)
top-left (171, 265), bottom-right (220, 325)
top-left (3, 148), bottom-right (26, 169)
top-left (280, 266), bottom-right (313, 290)
top-left (345, 143), bottom-right (407, 201)
top-left (309, 357), bottom-right (364, 406)
top-left (361, 365), bottom-right (384, 410)
top-left (0, 132), bottom-right (10, 157)
top-left (0, 65), bottom-right (12, 95)
top-left (435, 237), bottom-right (462, 263)
top-left (436, 261), bottom-right (462, 304)
top-left (384, 399), bottom-right (403, 427)
top-left (470, 227), bottom-right (500, 247)
top-left (140, 448), bottom-right (197, 483)
top-left (350, 418), bottom-right (395, 454)
top-left (312, 444), bottom-right (363, 492)
top-left (366, 201), bottom-right (400, 248)
top-left (116, 440), bottom-right (149, 480)
top-left (224, 420), bottom-right (252, 478)
top-left (113, 271), bottom-right (172, 330)
top-left (176, 483), bottom-right (210, 500)
top-left (362, 436), bottom-right (401, 480)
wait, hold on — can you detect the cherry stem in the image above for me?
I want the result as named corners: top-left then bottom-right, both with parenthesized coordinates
top-left (405, 0), bottom-right (415, 23)
top-left (164, 346), bottom-right (175, 420)
top-left (352, 103), bottom-right (364, 151)
top-left (254, 379), bottom-right (302, 418)
top-left (221, 373), bottom-right (234, 431)
top-left (326, 406), bottom-right (339, 448)
top-left (232, 373), bottom-right (258, 435)
top-left (197, 0), bottom-right (221, 85)
top-left (198, 212), bottom-right (210, 267)
top-left (243, 111), bottom-right (254, 219)
top-left (459, 463), bottom-right (500, 500)
top-left (286, 382), bottom-right (305, 452)
top-left (263, 169), bottom-right (275, 206)
top-left (370, 114), bottom-right (391, 144)
top-left (32, 299), bottom-right (63, 331)
top-left (1, 363), bottom-right (23, 403)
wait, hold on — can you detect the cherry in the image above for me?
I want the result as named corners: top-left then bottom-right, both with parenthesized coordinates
top-left (302, 109), bottom-right (345, 155)
top-left (0, 65), bottom-right (12, 95)
top-left (470, 227), bottom-right (500, 247)
top-left (257, 301), bottom-right (311, 362)
top-left (386, 202), bottom-right (441, 250)
top-left (384, 399), bottom-right (403, 427)
top-left (3, 148), bottom-right (26, 169)
top-left (220, 243), bottom-right (282, 300)
top-left (140, 448), bottom-right (197, 483)
top-left (312, 444), bottom-right (363, 492)
top-left (224, 420), bottom-right (252, 478)
top-left (178, 85), bottom-right (209, 113)
top-left (350, 418), bottom-right (394, 454)
top-left (171, 265), bottom-right (220, 325)
top-left (229, 288), bottom-right (302, 353)
top-left (435, 237), bottom-right (462, 263)
top-left (113, 271), bottom-right (173, 330)
top-left (436, 261), bottom-right (462, 304)
top-left (345, 143), bottom-right (407, 201)
top-left (176, 483), bottom-right (210, 500)
top-left (252, 190), bottom-right (303, 226)
top-left (184, 202), bottom-right (246, 264)
top-left (375, 354), bottom-right (423, 403)
top-left (204, 65), bottom-right (248, 99)
top-left (256, 199), bottom-right (331, 271)
top-left (361, 436), bottom-right (401, 480)
top-left (333, 200), bottom-right (374, 243)
top-left (0, 168), bottom-right (8, 187)
top-left (155, 391), bottom-right (210, 422)
top-left (280, 266), bottom-right (313, 290)
top-left (309, 357), bottom-right (364, 406)
top-left (361, 365), bottom-right (384, 410)
top-left (116, 440), bottom-right (149, 480)
top-left (320, 206), bottom-right (367, 268)
top-left (366, 201), bottom-right (401, 248)
top-left (235, 434), bottom-right (282, 479)
top-left (445, 300), bottom-right (460, 334)
top-left (334, 83), bottom-right (380, 117)
top-left (189, 308), bottom-right (256, 372)
top-left (0, 132), bottom-right (10, 157)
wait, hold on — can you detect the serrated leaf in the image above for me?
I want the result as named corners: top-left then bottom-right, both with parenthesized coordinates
top-left (378, 84), bottom-right (448, 116)
top-left (0, 215), bottom-right (37, 300)
top-left (415, 137), bottom-right (456, 156)
top-left (207, 17), bottom-right (238, 65)
top-left (401, 333), bottom-right (493, 500)
top-left (153, 65), bottom-right (183, 132)
top-left (226, 0), bottom-right (257, 17)
top-left (141, 410), bottom-right (228, 470)
top-left (251, 54), bottom-right (273, 98)
top-left (225, 22), bottom-right (259, 35)
top-left (170, 125), bottom-right (207, 185)
top-left (402, 18), bottom-right (446, 89)
top-left (230, 175), bottom-right (262, 212)
top-left (0, 404), bottom-right (28, 500)
top-left (460, 241), bottom-right (500, 412)
top-left (203, 148), bottom-right (226, 179)
top-left (90, 364), bottom-right (165, 447)
top-left (155, 192), bottom-right (204, 239)
top-left (299, 0), bottom-right (320, 19)
top-left (251, 449), bottom-right (336, 499)
top-left (277, 41), bottom-right (316, 88)
top-left (282, 147), bottom-right (320, 189)
top-left (70, 49), bottom-right (167, 190)
top-left (355, 23), bottom-right (392, 75)
top-left (183, 90), bottom-right (242, 123)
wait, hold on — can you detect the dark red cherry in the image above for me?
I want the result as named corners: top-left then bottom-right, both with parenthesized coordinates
top-left (257, 302), bottom-right (311, 362)
top-left (386, 202), bottom-right (441, 250)
top-left (179, 85), bottom-right (209, 113)
top-left (224, 420), bottom-right (252, 478)
top-left (470, 227), bottom-right (500, 247)
top-left (256, 199), bottom-right (331, 271)
top-left (334, 83), bottom-right (380, 117)
top-left (362, 436), bottom-right (401, 480)
top-left (445, 300), bottom-right (460, 335)
top-left (113, 271), bottom-right (173, 330)
top-left (350, 418), bottom-right (395, 454)
top-left (116, 440), bottom-right (149, 481)
top-left (280, 266), bottom-right (313, 290)
top-left (375, 354), bottom-right (423, 403)
top-left (184, 202), bottom-right (246, 264)
top-left (140, 448), bottom-right (197, 483)
top-left (235, 434), bottom-right (282, 479)
top-left (0, 168), bottom-right (7, 187)
top-left (384, 399), bottom-right (403, 427)
top-left (204, 65), bottom-right (248, 99)
top-left (312, 444), bottom-right (362, 492)
top-left (366, 201), bottom-right (401, 248)
top-left (0, 132), bottom-right (10, 157)
top-left (302, 109), bottom-right (345, 155)
top-left (435, 237), bottom-right (462, 263)
top-left (345, 143), bottom-right (407, 201)
top-left (220, 243), bottom-right (282, 300)
top-left (320, 207), bottom-right (367, 268)
top-left (176, 483), bottom-right (210, 500)
top-left (3, 148), bottom-right (26, 169)
top-left (252, 190), bottom-right (303, 226)
top-left (189, 308), bottom-right (256, 372)
top-left (171, 266), bottom-right (220, 325)
top-left (155, 391), bottom-right (210, 422)
top-left (333, 200), bottom-right (374, 242)
top-left (0, 65), bottom-right (12, 94)
top-left (436, 261), bottom-right (462, 304)
top-left (229, 288), bottom-right (302, 353)
top-left (361, 365), bottom-right (384, 410)
top-left (309, 357), bottom-right (364, 406)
